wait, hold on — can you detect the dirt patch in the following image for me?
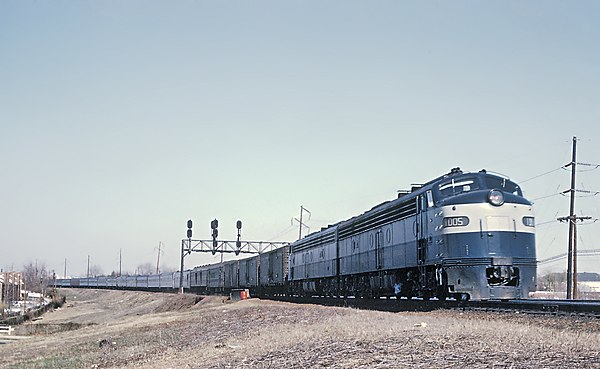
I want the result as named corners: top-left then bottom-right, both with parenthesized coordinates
top-left (1, 289), bottom-right (599, 368)
top-left (15, 322), bottom-right (94, 336)
top-left (151, 294), bottom-right (203, 313)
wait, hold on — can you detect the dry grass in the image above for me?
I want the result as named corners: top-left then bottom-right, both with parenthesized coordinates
top-left (1, 290), bottom-right (599, 369)
top-left (176, 307), bottom-right (600, 369)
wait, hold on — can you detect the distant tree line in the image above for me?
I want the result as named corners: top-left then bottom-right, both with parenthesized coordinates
top-left (105, 262), bottom-right (177, 277)
top-left (538, 272), bottom-right (600, 291)
top-left (19, 261), bottom-right (178, 290)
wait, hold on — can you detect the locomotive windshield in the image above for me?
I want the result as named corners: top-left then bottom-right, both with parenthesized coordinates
top-left (485, 176), bottom-right (522, 196)
top-left (437, 174), bottom-right (523, 199)
top-left (438, 178), bottom-right (479, 197)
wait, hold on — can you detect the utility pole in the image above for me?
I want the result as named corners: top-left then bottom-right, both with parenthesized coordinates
top-left (558, 214), bottom-right (591, 299)
top-left (558, 136), bottom-right (600, 299)
top-left (1, 273), bottom-right (4, 317)
top-left (573, 222), bottom-right (578, 299)
top-left (293, 205), bottom-right (311, 240)
top-left (156, 242), bottom-right (162, 275)
top-left (64, 258), bottom-right (67, 279)
top-left (119, 249), bottom-right (122, 277)
top-left (566, 136), bottom-right (577, 299)
top-left (87, 255), bottom-right (90, 278)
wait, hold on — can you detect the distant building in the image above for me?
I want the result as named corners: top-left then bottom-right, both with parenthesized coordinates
top-left (1, 272), bottom-right (23, 308)
top-left (579, 281), bottom-right (600, 292)
top-left (577, 273), bottom-right (600, 293)
top-left (578, 272), bottom-right (600, 282)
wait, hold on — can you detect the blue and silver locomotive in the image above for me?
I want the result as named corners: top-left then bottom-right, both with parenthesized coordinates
top-left (289, 168), bottom-right (536, 300)
top-left (57, 168), bottom-right (536, 301)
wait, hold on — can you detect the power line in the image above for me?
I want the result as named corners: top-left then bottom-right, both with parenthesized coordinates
top-left (531, 193), bottom-right (562, 202)
top-left (538, 249), bottom-right (600, 265)
top-left (519, 167), bottom-right (564, 184)
top-left (267, 225), bottom-right (296, 241)
top-left (536, 219), bottom-right (560, 226)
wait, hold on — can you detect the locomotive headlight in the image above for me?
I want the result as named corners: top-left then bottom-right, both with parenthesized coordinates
top-left (488, 189), bottom-right (504, 206)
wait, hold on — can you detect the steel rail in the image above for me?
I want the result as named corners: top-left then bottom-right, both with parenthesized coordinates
top-left (265, 296), bottom-right (600, 318)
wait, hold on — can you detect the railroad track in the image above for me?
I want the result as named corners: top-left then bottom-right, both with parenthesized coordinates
top-left (266, 296), bottom-right (600, 318)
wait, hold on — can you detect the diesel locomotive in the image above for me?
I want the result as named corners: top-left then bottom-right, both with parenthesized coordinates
top-left (56, 168), bottom-right (536, 301)
top-left (288, 167), bottom-right (536, 301)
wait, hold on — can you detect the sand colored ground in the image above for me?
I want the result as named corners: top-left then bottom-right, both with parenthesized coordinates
top-left (1, 288), bottom-right (599, 368)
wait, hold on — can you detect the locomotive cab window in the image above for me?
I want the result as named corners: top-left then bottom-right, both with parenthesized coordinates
top-left (417, 192), bottom-right (432, 212)
top-left (426, 190), bottom-right (434, 208)
top-left (438, 178), bottom-right (478, 197)
top-left (485, 177), bottom-right (522, 196)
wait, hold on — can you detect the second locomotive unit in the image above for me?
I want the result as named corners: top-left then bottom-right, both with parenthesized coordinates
top-left (289, 167), bottom-right (536, 300)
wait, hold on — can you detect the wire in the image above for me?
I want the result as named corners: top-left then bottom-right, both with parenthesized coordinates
top-left (267, 225), bottom-right (296, 241)
top-left (519, 167), bottom-right (564, 183)
top-left (538, 249), bottom-right (600, 265)
top-left (531, 193), bottom-right (562, 202)
top-left (309, 218), bottom-right (337, 224)
top-left (536, 220), bottom-right (559, 226)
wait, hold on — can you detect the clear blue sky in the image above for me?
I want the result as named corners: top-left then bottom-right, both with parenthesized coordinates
top-left (1, 1), bottom-right (599, 276)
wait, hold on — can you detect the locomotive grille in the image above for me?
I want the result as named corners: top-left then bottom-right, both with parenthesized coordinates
top-left (338, 199), bottom-right (416, 239)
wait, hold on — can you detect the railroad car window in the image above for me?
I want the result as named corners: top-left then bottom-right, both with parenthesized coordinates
top-left (426, 190), bottom-right (434, 208)
top-left (485, 177), bottom-right (522, 196)
top-left (438, 178), bottom-right (477, 197)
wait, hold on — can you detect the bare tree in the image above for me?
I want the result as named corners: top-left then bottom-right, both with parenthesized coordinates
top-left (160, 265), bottom-right (178, 273)
top-left (538, 272), bottom-right (566, 291)
top-left (22, 261), bottom-right (49, 292)
top-left (89, 264), bottom-right (103, 277)
top-left (136, 262), bottom-right (155, 275)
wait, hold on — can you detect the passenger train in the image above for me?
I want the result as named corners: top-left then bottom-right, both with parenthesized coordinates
top-left (56, 168), bottom-right (537, 301)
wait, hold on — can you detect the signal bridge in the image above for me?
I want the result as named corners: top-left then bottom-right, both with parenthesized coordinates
top-left (178, 218), bottom-right (290, 292)
top-left (182, 239), bottom-right (290, 256)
